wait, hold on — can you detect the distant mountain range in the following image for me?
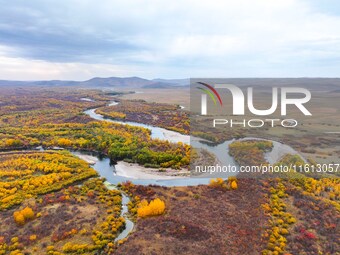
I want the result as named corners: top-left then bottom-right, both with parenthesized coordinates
top-left (1, 77), bottom-right (340, 91)
top-left (0, 77), bottom-right (189, 88)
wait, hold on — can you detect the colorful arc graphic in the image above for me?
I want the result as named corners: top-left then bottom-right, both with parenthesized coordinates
top-left (197, 82), bottom-right (223, 106)
top-left (196, 87), bottom-right (216, 105)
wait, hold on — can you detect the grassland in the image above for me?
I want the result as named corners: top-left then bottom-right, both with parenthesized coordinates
top-left (118, 88), bottom-right (190, 109)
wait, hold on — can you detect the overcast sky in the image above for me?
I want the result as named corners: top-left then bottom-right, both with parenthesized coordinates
top-left (0, 0), bottom-right (340, 80)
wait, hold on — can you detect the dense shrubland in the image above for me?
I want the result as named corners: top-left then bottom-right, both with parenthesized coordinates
top-left (0, 88), bottom-right (107, 127)
top-left (0, 122), bottom-right (189, 169)
top-left (261, 180), bottom-right (296, 255)
top-left (0, 151), bottom-right (97, 210)
top-left (0, 88), bottom-right (190, 170)
top-left (0, 177), bottom-right (127, 255)
top-left (228, 141), bottom-right (339, 255)
top-left (229, 140), bottom-right (273, 166)
top-left (260, 154), bottom-right (339, 255)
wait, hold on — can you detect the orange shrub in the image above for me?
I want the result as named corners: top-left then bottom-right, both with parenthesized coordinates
top-left (21, 207), bottom-right (34, 220)
top-left (209, 178), bottom-right (227, 189)
top-left (29, 235), bottom-right (37, 241)
top-left (13, 207), bottom-right (35, 226)
top-left (231, 181), bottom-right (238, 190)
top-left (57, 138), bottom-right (72, 147)
top-left (137, 198), bottom-right (165, 218)
top-left (13, 212), bottom-right (25, 225)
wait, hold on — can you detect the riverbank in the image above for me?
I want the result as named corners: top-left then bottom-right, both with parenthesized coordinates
top-left (115, 161), bottom-right (190, 180)
top-left (72, 152), bottom-right (98, 164)
top-left (158, 128), bottom-right (190, 144)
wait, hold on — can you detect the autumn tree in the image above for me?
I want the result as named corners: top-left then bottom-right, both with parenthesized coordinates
top-left (21, 207), bottom-right (34, 220)
top-left (231, 181), bottom-right (238, 190)
top-left (13, 211), bottom-right (25, 225)
top-left (13, 207), bottom-right (35, 225)
top-left (137, 198), bottom-right (165, 217)
top-left (209, 178), bottom-right (227, 190)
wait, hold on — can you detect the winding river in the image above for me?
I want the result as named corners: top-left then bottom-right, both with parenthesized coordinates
top-left (77, 98), bottom-right (305, 241)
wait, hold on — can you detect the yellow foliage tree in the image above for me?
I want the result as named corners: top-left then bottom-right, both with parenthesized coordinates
top-left (29, 235), bottom-right (37, 241)
top-left (209, 178), bottom-right (227, 189)
top-left (21, 207), bottom-right (34, 220)
top-left (57, 138), bottom-right (72, 147)
top-left (231, 181), bottom-right (238, 190)
top-left (137, 198), bottom-right (165, 218)
top-left (13, 212), bottom-right (25, 225)
top-left (13, 207), bottom-right (34, 225)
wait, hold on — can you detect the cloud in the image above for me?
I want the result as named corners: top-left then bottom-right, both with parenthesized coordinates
top-left (0, 0), bottom-right (340, 79)
top-left (0, 56), bottom-right (147, 80)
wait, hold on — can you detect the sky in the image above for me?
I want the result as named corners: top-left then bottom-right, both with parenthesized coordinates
top-left (0, 0), bottom-right (340, 80)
